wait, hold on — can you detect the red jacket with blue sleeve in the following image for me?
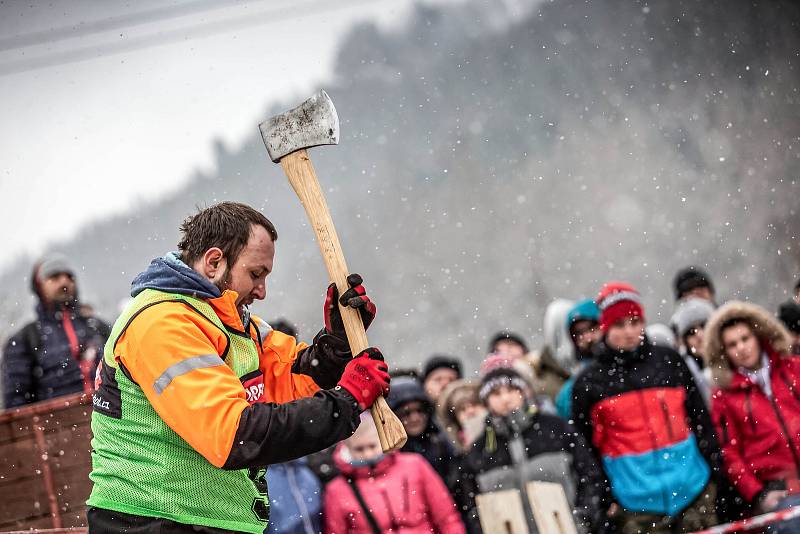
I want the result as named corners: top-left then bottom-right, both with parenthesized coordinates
top-left (571, 338), bottom-right (721, 516)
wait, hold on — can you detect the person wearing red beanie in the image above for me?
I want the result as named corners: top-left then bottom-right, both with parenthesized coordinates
top-left (596, 282), bottom-right (645, 333)
top-left (570, 281), bottom-right (723, 532)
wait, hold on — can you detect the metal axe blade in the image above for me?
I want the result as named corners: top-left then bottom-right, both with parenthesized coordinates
top-left (258, 89), bottom-right (339, 163)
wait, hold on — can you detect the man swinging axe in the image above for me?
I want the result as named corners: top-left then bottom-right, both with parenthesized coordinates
top-left (86, 200), bottom-right (392, 534)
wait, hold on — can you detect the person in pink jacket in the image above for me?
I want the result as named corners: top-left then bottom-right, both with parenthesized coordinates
top-left (323, 413), bottom-right (466, 534)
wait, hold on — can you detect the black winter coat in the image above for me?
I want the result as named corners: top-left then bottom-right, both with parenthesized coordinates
top-left (402, 419), bottom-right (457, 483)
top-left (2, 303), bottom-right (109, 408)
top-left (571, 337), bottom-right (724, 518)
top-left (457, 408), bottom-right (610, 534)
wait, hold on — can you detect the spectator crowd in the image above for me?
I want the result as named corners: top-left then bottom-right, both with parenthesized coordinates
top-left (3, 255), bottom-right (800, 534)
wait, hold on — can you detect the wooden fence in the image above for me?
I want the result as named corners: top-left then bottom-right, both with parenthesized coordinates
top-left (0, 393), bottom-right (92, 531)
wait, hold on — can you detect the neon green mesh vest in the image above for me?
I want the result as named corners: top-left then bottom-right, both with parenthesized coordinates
top-left (87, 289), bottom-right (269, 533)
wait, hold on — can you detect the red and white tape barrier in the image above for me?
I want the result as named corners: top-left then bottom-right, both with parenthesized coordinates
top-left (691, 505), bottom-right (800, 533)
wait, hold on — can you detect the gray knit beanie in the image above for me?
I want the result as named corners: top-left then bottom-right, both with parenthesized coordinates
top-left (671, 297), bottom-right (715, 339)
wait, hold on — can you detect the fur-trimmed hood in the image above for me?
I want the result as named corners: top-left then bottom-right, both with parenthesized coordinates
top-left (702, 300), bottom-right (793, 387)
top-left (436, 379), bottom-right (481, 450)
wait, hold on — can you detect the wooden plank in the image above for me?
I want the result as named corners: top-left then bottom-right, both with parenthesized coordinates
top-left (0, 513), bottom-right (57, 532)
top-left (57, 505), bottom-right (88, 529)
top-left (51, 465), bottom-right (93, 516)
top-left (0, 437), bottom-right (40, 483)
top-left (0, 422), bottom-right (32, 447)
top-left (525, 481), bottom-right (578, 534)
top-left (476, 489), bottom-right (530, 534)
top-left (44, 425), bottom-right (93, 470)
top-left (0, 475), bottom-right (50, 524)
top-left (0, 394), bottom-right (89, 425)
top-left (0, 472), bottom-right (89, 527)
top-left (3, 504), bottom-right (90, 530)
top-left (4, 530), bottom-right (86, 534)
top-left (37, 406), bottom-right (94, 433)
top-left (0, 404), bottom-right (91, 480)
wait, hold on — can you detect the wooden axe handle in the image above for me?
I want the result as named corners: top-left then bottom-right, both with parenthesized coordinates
top-left (279, 149), bottom-right (407, 452)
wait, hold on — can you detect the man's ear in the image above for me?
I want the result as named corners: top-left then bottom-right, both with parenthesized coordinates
top-left (197, 247), bottom-right (227, 282)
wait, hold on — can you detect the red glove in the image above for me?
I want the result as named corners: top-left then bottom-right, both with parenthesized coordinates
top-left (337, 348), bottom-right (390, 410)
top-left (324, 274), bottom-right (377, 339)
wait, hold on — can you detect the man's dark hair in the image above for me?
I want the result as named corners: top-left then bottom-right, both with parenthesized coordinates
top-left (795, 278), bottom-right (800, 295)
top-left (422, 355), bottom-right (463, 382)
top-left (778, 300), bottom-right (800, 335)
top-left (489, 331), bottom-right (529, 354)
top-left (390, 368), bottom-right (420, 380)
top-left (271, 318), bottom-right (297, 338)
top-left (673, 266), bottom-right (715, 300)
top-left (178, 202), bottom-right (278, 266)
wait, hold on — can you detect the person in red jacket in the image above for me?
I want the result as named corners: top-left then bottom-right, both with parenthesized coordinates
top-left (704, 301), bottom-right (800, 532)
top-left (323, 413), bottom-right (466, 534)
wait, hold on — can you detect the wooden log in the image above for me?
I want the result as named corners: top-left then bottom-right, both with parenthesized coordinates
top-left (525, 481), bottom-right (578, 534)
top-left (475, 489), bottom-right (530, 534)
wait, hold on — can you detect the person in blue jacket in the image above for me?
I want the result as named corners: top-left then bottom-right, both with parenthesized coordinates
top-left (265, 458), bottom-right (323, 534)
top-left (555, 298), bottom-right (602, 419)
top-left (2, 253), bottom-right (109, 408)
top-left (263, 319), bottom-right (324, 534)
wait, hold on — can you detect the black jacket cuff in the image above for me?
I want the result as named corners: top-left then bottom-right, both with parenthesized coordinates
top-left (753, 480), bottom-right (786, 505)
top-left (222, 387), bottom-right (359, 470)
top-left (290, 329), bottom-right (352, 389)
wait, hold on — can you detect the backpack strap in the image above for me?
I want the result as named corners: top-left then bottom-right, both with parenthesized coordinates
top-left (346, 477), bottom-right (382, 534)
top-left (21, 321), bottom-right (42, 357)
top-left (16, 321), bottom-right (43, 402)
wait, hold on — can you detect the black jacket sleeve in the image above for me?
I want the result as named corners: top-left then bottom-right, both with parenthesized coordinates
top-left (454, 453), bottom-right (484, 534)
top-left (563, 420), bottom-right (612, 533)
top-left (2, 329), bottom-right (35, 408)
top-left (290, 329), bottom-right (352, 389)
top-left (570, 371), bottom-right (598, 459)
top-left (222, 386), bottom-right (360, 470)
top-left (672, 351), bottom-right (721, 470)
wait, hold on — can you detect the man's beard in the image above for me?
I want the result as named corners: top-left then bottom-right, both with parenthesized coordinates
top-left (52, 288), bottom-right (77, 307)
top-left (213, 268), bottom-right (250, 317)
top-left (213, 267), bottom-right (233, 295)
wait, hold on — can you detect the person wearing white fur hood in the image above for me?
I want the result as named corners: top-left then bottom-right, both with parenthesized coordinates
top-left (704, 301), bottom-right (800, 533)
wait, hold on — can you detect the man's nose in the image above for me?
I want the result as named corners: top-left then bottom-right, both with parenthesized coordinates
top-left (252, 284), bottom-right (266, 300)
top-left (55, 274), bottom-right (74, 286)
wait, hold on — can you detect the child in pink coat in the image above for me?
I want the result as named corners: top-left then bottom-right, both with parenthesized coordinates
top-left (323, 414), bottom-right (465, 534)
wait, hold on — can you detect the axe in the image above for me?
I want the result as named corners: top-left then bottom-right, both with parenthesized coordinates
top-left (259, 90), bottom-right (407, 452)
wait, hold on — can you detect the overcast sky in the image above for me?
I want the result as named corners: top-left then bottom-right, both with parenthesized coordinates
top-left (0, 0), bottom-right (458, 269)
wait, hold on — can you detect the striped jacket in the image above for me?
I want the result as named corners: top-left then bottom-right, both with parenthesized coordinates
top-left (572, 337), bottom-right (720, 516)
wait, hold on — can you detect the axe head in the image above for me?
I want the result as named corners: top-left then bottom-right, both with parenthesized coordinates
top-left (259, 89), bottom-right (340, 163)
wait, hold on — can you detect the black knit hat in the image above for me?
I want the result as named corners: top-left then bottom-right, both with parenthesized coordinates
top-left (489, 331), bottom-right (528, 353)
top-left (422, 355), bottom-right (463, 381)
top-left (673, 266), bottom-right (715, 301)
top-left (778, 300), bottom-right (800, 335)
top-left (386, 376), bottom-right (432, 412)
top-left (479, 366), bottom-right (531, 402)
top-left (270, 318), bottom-right (297, 338)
